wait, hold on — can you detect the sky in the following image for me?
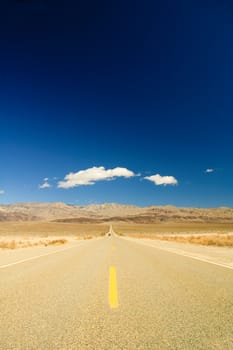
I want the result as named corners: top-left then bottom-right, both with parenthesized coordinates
top-left (0, 0), bottom-right (233, 207)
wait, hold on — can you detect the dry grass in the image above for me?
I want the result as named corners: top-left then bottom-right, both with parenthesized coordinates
top-left (0, 222), bottom-right (109, 238)
top-left (113, 223), bottom-right (233, 236)
top-left (0, 222), bottom-right (108, 249)
top-left (0, 240), bottom-right (17, 249)
top-left (136, 234), bottom-right (233, 247)
top-left (113, 223), bottom-right (233, 247)
top-left (82, 235), bottom-right (95, 240)
top-left (0, 238), bottom-right (68, 249)
top-left (45, 239), bottom-right (67, 246)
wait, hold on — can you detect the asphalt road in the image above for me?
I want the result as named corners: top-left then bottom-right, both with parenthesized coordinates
top-left (1, 232), bottom-right (233, 349)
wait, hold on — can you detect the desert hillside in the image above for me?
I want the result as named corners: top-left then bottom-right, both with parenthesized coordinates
top-left (0, 202), bottom-right (233, 223)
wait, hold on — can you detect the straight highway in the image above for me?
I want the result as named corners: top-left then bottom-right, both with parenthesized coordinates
top-left (1, 230), bottom-right (233, 349)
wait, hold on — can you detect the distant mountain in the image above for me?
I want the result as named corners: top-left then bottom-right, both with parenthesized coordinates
top-left (0, 202), bottom-right (233, 223)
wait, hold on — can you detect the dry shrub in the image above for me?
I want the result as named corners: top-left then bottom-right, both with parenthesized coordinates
top-left (75, 235), bottom-right (95, 240)
top-left (0, 238), bottom-right (67, 249)
top-left (45, 239), bottom-right (67, 246)
top-left (113, 223), bottom-right (233, 236)
top-left (142, 234), bottom-right (233, 247)
top-left (0, 240), bottom-right (17, 249)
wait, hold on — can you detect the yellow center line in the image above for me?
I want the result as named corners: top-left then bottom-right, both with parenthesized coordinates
top-left (109, 266), bottom-right (119, 309)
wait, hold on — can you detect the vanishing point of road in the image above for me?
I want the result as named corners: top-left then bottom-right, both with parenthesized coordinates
top-left (1, 227), bottom-right (233, 350)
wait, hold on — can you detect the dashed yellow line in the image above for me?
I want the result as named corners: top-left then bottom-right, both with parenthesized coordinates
top-left (109, 266), bottom-right (119, 308)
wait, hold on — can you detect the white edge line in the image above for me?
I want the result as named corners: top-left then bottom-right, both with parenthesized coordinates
top-left (122, 237), bottom-right (233, 271)
top-left (0, 242), bottom-right (86, 269)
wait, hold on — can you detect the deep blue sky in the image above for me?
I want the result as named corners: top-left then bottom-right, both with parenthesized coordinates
top-left (1, 0), bottom-right (233, 207)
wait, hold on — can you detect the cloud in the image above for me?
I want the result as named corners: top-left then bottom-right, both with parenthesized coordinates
top-left (58, 166), bottom-right (135, 189)
top-left (39, 181), bottom-right (52, 189)
top-left (44, 177), bottom-right (49, 181)
top-left (205, 168), bottom-right (214, 173)
top-left (144, 174), bottom-right (178, 186)
top-left (0, 190), bottom-right (5, 195)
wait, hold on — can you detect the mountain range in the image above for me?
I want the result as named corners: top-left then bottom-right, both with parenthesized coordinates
top-left (0, 202), bottom-right (233, 223)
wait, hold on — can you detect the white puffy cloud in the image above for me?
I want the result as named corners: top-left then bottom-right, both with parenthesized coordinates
top-left (39, 181), bottom-right (51, 189)
top-left (58, 166), bottom-right (135, 189)
top-left (144, 174), bottom-right (178, 186)
top-left (205, 168), bottom-right (214, 173)
top-left (44, 177), bottom-right (49, 181)
top-left (0, 190), bottom-right (5, 195)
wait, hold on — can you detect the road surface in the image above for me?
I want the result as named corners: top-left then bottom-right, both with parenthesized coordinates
top-left (1, 230), bottom-right (233, 349)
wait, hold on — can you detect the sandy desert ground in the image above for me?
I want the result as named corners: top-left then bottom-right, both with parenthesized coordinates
top-left (1, 203), bottom-right (233, 249)
top-left (1, 221), bottom-right (233, 249)
top-left (0, 222), bottom-right (108, 249)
